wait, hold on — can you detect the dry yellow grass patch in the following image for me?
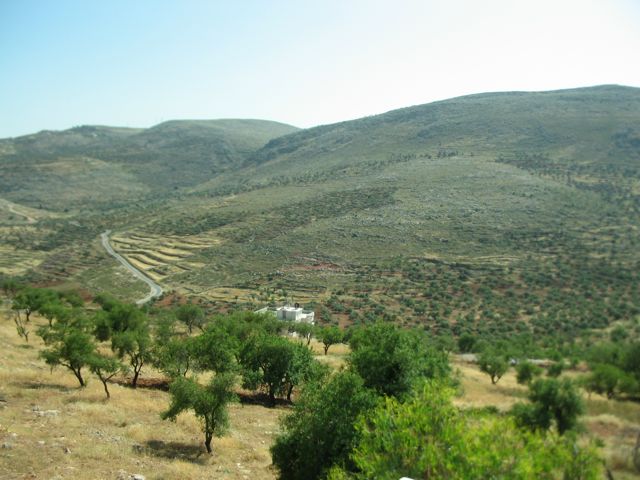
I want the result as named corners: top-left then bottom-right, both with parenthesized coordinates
top-left (452, 359), bottom-right (528, 411)
top-left (0, 310), bottom-right (282, 480)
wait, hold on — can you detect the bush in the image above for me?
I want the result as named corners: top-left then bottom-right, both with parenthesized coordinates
top-left (330, 381), bottom-right (600, 479)
top-left (271, 371), bottom-right (378, 480)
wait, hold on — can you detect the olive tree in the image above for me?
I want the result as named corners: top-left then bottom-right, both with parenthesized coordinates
top-left (161, 373), bottom-right (237, 454)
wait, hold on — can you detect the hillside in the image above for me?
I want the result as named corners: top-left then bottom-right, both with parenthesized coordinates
top-left (1, 85), bottom-right (639, 346)
top-left (0, 119), bottom-right (299, 211)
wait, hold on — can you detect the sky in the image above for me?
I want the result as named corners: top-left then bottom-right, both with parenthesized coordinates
top-left (1, 0), bottom-right (639, 138)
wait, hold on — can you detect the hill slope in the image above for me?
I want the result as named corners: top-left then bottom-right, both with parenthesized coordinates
top-left (1, 86), bottom-right (639, 344)
top-left (0, 119), bottom-right (298, 210)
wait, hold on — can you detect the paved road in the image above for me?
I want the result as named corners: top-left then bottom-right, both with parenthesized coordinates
top-left (100, 230), bottom-right (163, 305)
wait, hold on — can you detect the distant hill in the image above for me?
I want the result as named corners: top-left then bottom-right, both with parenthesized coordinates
top-left (1, 85), bottom-right (639, 344)
top-left (0, 119), bottom-right (298, 210)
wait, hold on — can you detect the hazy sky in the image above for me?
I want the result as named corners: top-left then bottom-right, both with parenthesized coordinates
top-left (1, 0), bottom-right (639, 137)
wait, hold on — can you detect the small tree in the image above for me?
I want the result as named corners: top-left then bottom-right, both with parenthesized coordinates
top-left (582, 363), bottom-right (630, 399)
top-left (291, 322), bottom-right (314, 346)
top-left (175, 304), bottom-right (206, 334)
top-left (318, 326), bottom-right (343, 355)
top-left (39, 318), bottom-right (96, 387)
top-left (547, 361), bottom-right (565, 378)
top-left (512, 377), bottom-right (584, 435)
top-left (13, 311), bottom-right (29, 342)
top-left (112, 327), bottom-right (152, 388)
top-left (12, 287), bottom-right (52, 322)
top-left (240, 334), bottom-right (301, 405)
top-left (161, 373), bottom-right (237, 454)
top-left (457, 332), bottom-right (476, 353)
top-left (271, 371), bottom-right (378, 480)
top-left (515, 360), bottom-right (542, 385)
top-left (89, 354), bottom-right (125, 399)
top-left (478, 350), bottom-right (509, 384)
top-left (348, 322), bottom-right (450, 398)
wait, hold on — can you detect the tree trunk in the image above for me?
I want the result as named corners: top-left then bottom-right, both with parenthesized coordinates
top-left (324, 344), bottom-right (329, 355)
top-left (73, 368), bottom-right (86, 387)
top-left (204, 432), bottom-right (213, 454)
top-left (287, 384), bottom-right (294, 402)
top-left (132, 368), bottom-right (140, 388)
top-left (101, 378), bottom-right (111, 399)
top-left (268, 388), bottom-right (276, 407)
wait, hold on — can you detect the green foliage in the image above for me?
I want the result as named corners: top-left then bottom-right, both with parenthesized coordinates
top-left (582, 364), bottom-right (635, 399)
top-left (153, 336), bottom-right (199, 378)
top-left (512, 378), bottom-right (584, 435)
top-left (457, 332), bottom-right (476, 353)
top-left (89, 354), bottom-right (125, 398)
top-left (239, 334), bottom-right (315, 404)
top-left (478, 350), bottom-right (509, 384)
top-left (161, 373), bottom-right (238, 454)
top-left (271, 371), bottom-right (378, 480)
top-left (92, 300), bottom-right (152, 387)
top-left (516, 361), bottom-right (542, 385)
top-left (290, 322), bottom-right (314, 345)
top-left (348, 322), bottom-right (450, 397)
top-left (38, 314), bottom-right (96, 387)
top-left (191, 325), bottom-right (238, 373)
top-left (318, 326), bottom-right (343, 355)
top-left (12, 287), bottom-right (57, 322)
top-left (175, 303), bottom-right (205, 334)
top-left (333, 381), bottom-right (600, 480)
top-left (546, 361), bottom-right (565, 378)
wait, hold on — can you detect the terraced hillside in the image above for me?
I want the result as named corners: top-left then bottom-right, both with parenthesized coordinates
top-left (1, 86), bottom-right (639, 344)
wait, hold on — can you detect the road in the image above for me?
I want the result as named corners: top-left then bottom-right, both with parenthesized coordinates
top-left (100, 230), bottom-right (163, 305)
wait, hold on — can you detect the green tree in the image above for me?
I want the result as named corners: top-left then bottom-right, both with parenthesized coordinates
top-left (512, 378), bottom-right (584, 435)
top-left (330, 380), bottom-right (600, 480)
top-left (38, 316), bottom-right (96, 387)
top-left (175, 303), bottom-right (205, 334)
top-left (291, 321), bottom-right (314, 346)
top-left (271, 371), bottom-right (378, 480)
top-left (515, 360), bottom-right (542, 385)
top-left (111, 326), bottom-right (152, 388)
top-left (547, 361), bottom-right (565, 378)
top-left (89, 354), bottom-right (125, 399)
top-left (457, 332), bottom-right (476, 353)
top-left (240, 334), bottom-right (312, 404)
top-left (348, 322), bottom-right (450, 397)
top-left (318, 326), bottom-right (343, 355)
top-left (478, 350), bottom-right (509, 384)
top-left (12, 287), bottom-right (55, 322)
top-left (154, 336), bottom-right (198, 378)
top-left (161, 373), bottom-right (237, 454)
top-left (191, 325), bottom-right (238, 373)
top-left (582, 363), bottom-right (632, 399)
top-left (93, 301), bottom-right (152, 388)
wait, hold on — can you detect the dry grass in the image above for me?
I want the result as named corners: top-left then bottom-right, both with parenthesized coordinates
top-left (0, 310), bottom-right (282, 480)
top-left (2, 311), bottom-right (639, 479)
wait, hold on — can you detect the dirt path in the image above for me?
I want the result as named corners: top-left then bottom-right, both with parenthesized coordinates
top-left (100, 230), bottom-right (164, 305)
top-left (1, 200), bottom-right (36, 224)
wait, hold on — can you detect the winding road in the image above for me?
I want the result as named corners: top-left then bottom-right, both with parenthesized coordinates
top-left (100, 230), bottom-right (163, 305)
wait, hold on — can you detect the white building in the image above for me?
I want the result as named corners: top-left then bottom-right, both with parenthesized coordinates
top-left (255, 304), bottom-right (315, 324)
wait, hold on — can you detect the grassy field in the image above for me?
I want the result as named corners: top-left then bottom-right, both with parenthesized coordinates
top-left (1, 308), bottom-right (638, 479)
top-left (0, 310), bottom-right (284, 480)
